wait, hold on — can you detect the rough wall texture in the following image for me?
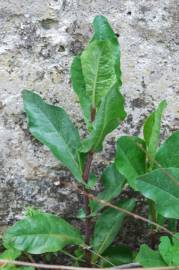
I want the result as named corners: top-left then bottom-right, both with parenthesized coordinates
top-left (0, 0), bottom-right (179, 231)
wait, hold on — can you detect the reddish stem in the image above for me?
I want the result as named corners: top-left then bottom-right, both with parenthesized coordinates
top-left (82, 106), bottom-right (96, 267)
top-left (82, 152), bottom-right (93, 267)
top-left (90, 107), bottom-right (96, 122)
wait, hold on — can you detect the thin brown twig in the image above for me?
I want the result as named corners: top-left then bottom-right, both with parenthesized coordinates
top-left (0, 259), bottom-right (179, 270)
top-left (82, 105), bottom-right (96, 267)
top-left (136, 141), bottom-right (179, 186)
top-left (74, 185), bottom-right (179, 241)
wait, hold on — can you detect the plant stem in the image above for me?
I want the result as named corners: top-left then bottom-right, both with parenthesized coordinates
top-left (148, 199), bottom-right (157, 248)
top-left (82, 151), bottom-right (93, 267)
top-left (82, 106), bottom-right (96, 267)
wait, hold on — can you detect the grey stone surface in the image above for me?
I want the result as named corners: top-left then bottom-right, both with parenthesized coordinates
top-left (0, 0), bottom-right (179, 231)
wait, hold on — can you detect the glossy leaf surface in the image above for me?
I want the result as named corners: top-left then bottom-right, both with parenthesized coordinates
top-left (80, 84), bottom-right (126, 152)
top-left (71, 56), bottom-right (91, 128)
top-left (90, 163), bottom-right (126, 213)
top-left (100, 245), bottom-right (133, 267)
top-left (0, 249), bottom-right (21, 260)
top-left (143, 100), bottom-right (167, 161)
top-left (136, 244), bottom-right (166, 267)
top-left (81, 40), bottom-right (117, 108)
top-left (71, 16), bottom-right (122, 127)
top-left (156, 131), bottom-right (179, 168)
top-left (23, 90), bottom-right (82, 183)
top-left (136, 168), bottom-right (179, 219)
top-left (0, 249), bottom-right (30, 270)
top-left (115, 136), bottom-right (146, 188)
top-left (91, 15), bottom-right (121, 85)
top-left (159, 235), bottom-right (179, 266)
top-left (3, 211), bottom-right (84, 254)
top-left (92, 199), bottom-right (135, 261)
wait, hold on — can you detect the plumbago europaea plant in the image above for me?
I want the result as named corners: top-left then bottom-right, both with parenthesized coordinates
top-left (0, 16), bottom-right (135, 269)
top-left (1, 15), bottom-right (179, 269)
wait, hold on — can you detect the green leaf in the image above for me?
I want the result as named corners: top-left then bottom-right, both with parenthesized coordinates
top-left (3, 211), bottom-right (84, 254)
top-left (92, 199), bottom-right (135, 261)
top-left (159, 235), bottom-right (179, 266)
top-left (0, 267), bottom-right (34, 270)
top-left (100, 245), bottom-right (133, 267)
top-left (80, 84), bottom-right (126, 152)
top-left (92, 16), bottom-right (118, 44)
top-left (159, 237), bottom-right (173, 265)
top-left (20, 268), bottom-right (35, 270)
top-left (136, 168), bottom-right (179, 219)
top-left (156, 131), bottom-right (179, 168)
top-left (22, 90), bottom-right (83, 183)
top-left (91, 15), bottom-right (121, 86)
top-left (115, 136), bottom-right (146, 188)
top-left (0, 266), bottom-right (16, 270)
top-left (71, 16), bottom-right (122, 126)
top-left (0, 250), bottom-right (31, 270)
top-left (135, 244), bottom-right (167, 267)
top-left (0, 249), bottom-right (21, 260)
top-left (90, 163), bottom-right (126, 213)
top-left (71, 56), bottom-right (91, 128)
top-left (171, 233), bottom-right (179, 265)
top-left (81, 40), bottom-right (118, 108)
top-left (86, 172), bottom-right (97, 189)
top-left (143, 100), bottom-right (167, 162)
top-left (76, 208), bottom-right (86, 220)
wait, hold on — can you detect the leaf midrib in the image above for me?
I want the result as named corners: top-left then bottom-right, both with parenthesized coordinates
top-left (139, 180), bottom-right (179, 202)
top-left (28, 100), bottom-right (81, 176)
top-left (9, 232), bottom-right (82, 242)
top-left (91, 48), bottom-right (102, 107)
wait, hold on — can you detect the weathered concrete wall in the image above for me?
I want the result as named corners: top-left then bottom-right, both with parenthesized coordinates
top-left (0, 0), bottom-right (179, 231)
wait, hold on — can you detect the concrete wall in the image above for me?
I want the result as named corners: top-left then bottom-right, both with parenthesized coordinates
top-left (0, 0), bottom-right (179, 231)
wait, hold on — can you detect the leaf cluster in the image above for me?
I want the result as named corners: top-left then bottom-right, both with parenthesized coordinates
top-left (1, 15), bottom-right (179, 268)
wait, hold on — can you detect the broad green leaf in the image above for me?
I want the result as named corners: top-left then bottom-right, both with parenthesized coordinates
top-left (90, 163), bottom-right (126, 213)
top-left (20, 268), bottom-right (35, 270)
top-left (0, 250), bottom-right (32, 270)
top-left (143, 100), bottom-right (167, 162)
top-left (86, 172), bottom-right (97, 189)
top-left (135, 244), bottom-right (166, 267)
top-left (92, 199), bottom-right (135, 261)
top-left (156, 131), bottom-right (179, 168)
top-left (0, 265), bottom-right (16, 270)
top-left (81, 40), bottom-right (117, 108)
top-left (0, 267), bottom-right (34, 270)
top-left (71, 16), bottom-right (122, 126)
top-left (100, 245), bottom-right (133, 267)
top-left (136, 168), bottom-right (179, 219)
top-left (115, 136), bottom-right (146, 188)
top-left (0, 249), bottom-right (21, 260)
top-left (171, 233), bottom-right (179, 265)
top-left (92, 15), bottom-right (118, 44)
top-left (80, 84), bottom-right (126, 152)
top-left (3, 211), bottom-right (84, 254)
top-left (71, 56), bottom-right (91, 128)
top-left (91, 15), bottom-right (121, 85)
top-left (159, 237), bottom-right (173, 265)
top-left (22, 90), bottom-right (83, 183)
top-left (0, 266), bottom-right (16, 270)
top-left (159, 235), bottom-right (179, 266)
